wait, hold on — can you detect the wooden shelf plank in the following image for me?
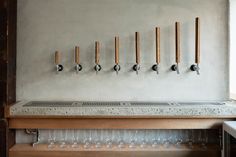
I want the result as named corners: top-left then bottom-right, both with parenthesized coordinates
top-left (10, 144), bottom-right (221, 151)
top-left (9, 144), bottom-right (221, 157)
top-left (8, 117), bottom-right (233, 129)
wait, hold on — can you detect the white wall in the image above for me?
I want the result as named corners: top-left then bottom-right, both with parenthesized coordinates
top-left (230, 0), bottom-right (236, 98)
top-left (16, 0), bottom-right (229, 101)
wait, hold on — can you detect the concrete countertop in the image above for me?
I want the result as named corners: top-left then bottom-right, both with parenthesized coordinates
top-left (8, 100), bottom-right (236, 117)
top-left (223, 121), bottom-right (236, 138)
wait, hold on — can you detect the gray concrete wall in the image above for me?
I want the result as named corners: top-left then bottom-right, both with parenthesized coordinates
top-left (16, 0), bottom-right (229, 101)
top-left (230, 0), bottom-right (236, 97)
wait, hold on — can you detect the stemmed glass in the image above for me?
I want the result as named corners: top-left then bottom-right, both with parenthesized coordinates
top-left (48, 129), bottom-right (56, 148)
top-left (151, 130), bottom-right (160, 148)
top-left (83, 129), bottom-right (92, 149)
top-left (163, 130), bottom-right (171, 148)
top-left (94, 129), bottom-right (102, 148)
top-left (187, 130), bottom-right (194, 149)
top-left (171, 130), bottom-right (178, 148)
top-left (176, 130), bottom-right (183, 148)
top-left (117, 130), bottom-right (125, 148)
top-left (71, 129), bottom-right (79, 148)
top-left (140, 130), bottom-right (148, 148)
top-left (201, 129), bottom-right (207, 149)
top-left (105, 129), bottom-right (113, 148)
top-left (173, 130), bottom-right (183, 148)
top-left (59, 129), bottom-right (67, 148)
top-left (129, 130), bottom-right (138, 149)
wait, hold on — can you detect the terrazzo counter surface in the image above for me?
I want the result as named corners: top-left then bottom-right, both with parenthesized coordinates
top-left (9, 100), bottom-right (236, 117)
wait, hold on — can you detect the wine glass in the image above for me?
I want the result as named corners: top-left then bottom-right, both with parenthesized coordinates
top-left (117, 130), bottom-right (125, 148)
top-left (140, 130), bottom-right (148, 148)
top-left (83, 129), bottom-right (92, 149)
top-left (151, 129), bottom-right (160, 148)
top-left (94, 129), bottom-right (102, 148)
top-left (59, 129), bottom-right (67, 148)
top-left (71, 129), bottom-right (79, 148)
top-left (129, 130), bottom-right (138, 149)
top-left (171, 130), bottom-right (182, 148)
top-left (176, 130), bottom-right (183, 148)
top-left (171, 130), bottom-right (178, 148)
top-left (187, 130), bottom-right (194, 149)
top-left (48, 129), bottom-right (55, 148)
top-left (163, 130), bottom-right (171, 148)
top-left (201, 129), bottom-right (207, 149)
top-left (105, 129), bottom-right (113, 148)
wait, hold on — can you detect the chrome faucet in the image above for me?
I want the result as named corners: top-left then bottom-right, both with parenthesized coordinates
top-left (56, 64), bottom-right (63, 73)
top-left (190, 64), bottom-right (200, 75)
top-left (75, 64), bottom-right (82, 73)
top-left (133, 64), bottom-right (140, 75)
top-left (152, 64), bottom-right (159, 74)
top-left (94, 64), bottom-right (102, 74)
top-left (114, 64), bottom-right (121, 75)
top-left (171, 64), bottom-right (180, 74)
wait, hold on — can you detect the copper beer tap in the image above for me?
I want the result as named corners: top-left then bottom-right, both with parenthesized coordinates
top-left (190, 17), bottom-right (200, 75)
top-left (133, 32), bottom-right (141, 75)
top-left (113, 36), bottom-right (121, 74)
top-left (94, 41), bottom-right (102, 74)
top-left (74, 46), bottom-right (82, 73)
top-left (152, 27), bottom-right (161, 74)
top-left (55, 51), bottom-right (63, 73)
top-left (171, 22), bottom-right (180, 74)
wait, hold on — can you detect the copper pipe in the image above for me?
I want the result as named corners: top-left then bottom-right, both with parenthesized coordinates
top-left (135, 32), bottom-right (140, 64)
top-left (195, 17), bottom-right (200, 64)
top-left (115, 37), bottom-right (119, 64)
top-left (95, 41), bottom-right (100, 64)
top-left (55, 51), bottom-right (60, 65)
top-left (175, 22), bottom-right (180, 64)
top-left (156, 27), bottom-right (160, 64)
top-left (75, 46), bottom-right (80, 64)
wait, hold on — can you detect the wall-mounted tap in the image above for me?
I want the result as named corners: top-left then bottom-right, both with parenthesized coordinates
top-left (190, 17), bottom-right (200, 75)
top-left (94, 41), bottom-right (102, 74)
top-left (55, 51), bottom-right (63, 73)
top-left (74, 46), bottom-right (82, 73)
top-left (133, 32), bottom-right (141, 75)
top-left (171, 22), bottom-right (180, 74)
top-left (152, 27), bottom-right (160, 74)
top-left (113, 36), bottom-right (121, 75)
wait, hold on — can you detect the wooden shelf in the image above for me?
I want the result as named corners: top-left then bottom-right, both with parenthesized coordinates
top-left (9, 144), bottom-right (221, 157)
top-left (7, 116), bottom-right (233, 129)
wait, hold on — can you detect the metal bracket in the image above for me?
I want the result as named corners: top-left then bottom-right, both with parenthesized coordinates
top-left (25, 129), bottom-right (40, 147)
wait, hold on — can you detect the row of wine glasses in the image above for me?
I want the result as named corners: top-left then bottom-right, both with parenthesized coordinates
top-left (41, 129), bottom-right (210, 149)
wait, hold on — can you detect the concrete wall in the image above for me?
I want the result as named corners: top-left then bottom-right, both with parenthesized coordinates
top-left (230, 0), bottom-right (236, 98)
top-left (16, 0), bottom-right (229, 101)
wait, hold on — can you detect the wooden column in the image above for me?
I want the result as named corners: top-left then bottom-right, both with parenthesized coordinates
top-left (0, 0), bottom-right (17, 157)
top-left (0, 0), bottom-right (16, 115)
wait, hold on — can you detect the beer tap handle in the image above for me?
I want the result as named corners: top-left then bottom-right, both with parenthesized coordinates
top-left (54, 51), bottom-right (63, 72)
top-left (74, 46), bottom-right (82, 73)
